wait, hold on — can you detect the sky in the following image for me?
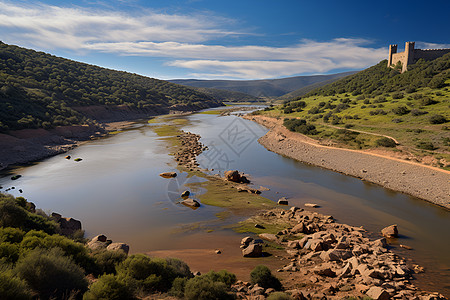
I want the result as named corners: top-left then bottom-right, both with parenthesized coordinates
top-left (1, 0), bottom-right (449, 80)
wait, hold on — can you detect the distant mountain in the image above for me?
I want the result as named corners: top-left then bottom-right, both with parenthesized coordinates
top-left (0, 42), bottom-right (221, 132)
top-left (169, 71), bottom-right (357, 99)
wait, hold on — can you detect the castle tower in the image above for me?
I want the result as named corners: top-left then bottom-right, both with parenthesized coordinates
top-left (388, 44), bottom-right (398, 67)
top-left (403, 42), bottom-right (415, 72)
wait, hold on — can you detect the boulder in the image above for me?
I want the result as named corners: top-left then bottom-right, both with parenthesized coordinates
top-left (65, 155), bottom-right (71, 159)
top-left (52, 213), bottom-right (82, 236)
top-left (159, 172), bottom-right (177, 178)
top-left (277, 197), bottom-right (289, 205)
top-left (366, 286), bottom-right (391, 300)
top-left (314, 265), bottom-right (336, 277)
top-left (258, 233), bottom-right (278, 242)
top-left (106, 242), bottom-right (130, 254)
top-left (224, 170), bottom-right (241, 182)
top-left (91, 234), bottom-right (107, 243)
top-left (320, 249), bottom-right (352, 261)
top-left (181, 190), bottom-right (190, 197)
top-left (87, 240), bottom-right (107, 251)
top-left (242, 243), bottom-right (262, 257)
top-left (181, 198), bottom-right (200, 208)
top-left (381, 224), bottom-right (398, 238)
top-left (241, 236), bottom-right (253, 247)
top-left (291, 222), bottom-right (305, 234)
top-left (373, 238), bottom-right (388, 248)
top-left (304, 203), bottom-right (319, 208)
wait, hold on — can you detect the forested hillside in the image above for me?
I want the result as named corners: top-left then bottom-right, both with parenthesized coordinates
top-left (0, 42), bottom-right (221, 133)
top-left (259, 54), bottom-right (450, 168)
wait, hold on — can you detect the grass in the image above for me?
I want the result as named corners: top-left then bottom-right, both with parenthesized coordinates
top-left (186, 176), bottom-right (276, 210)
top-left (231, 214), bottom-right (292, 235)
top-left (259, 85), bottom-right (450, 167)
top-left (198, 110), bottom-right (224, 115)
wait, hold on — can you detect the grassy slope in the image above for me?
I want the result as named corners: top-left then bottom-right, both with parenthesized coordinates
top-left (258, 56), bottom-right (450, 168)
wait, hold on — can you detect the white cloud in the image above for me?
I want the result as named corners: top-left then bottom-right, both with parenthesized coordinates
top-left (0, 1), bottom-right (388, 79)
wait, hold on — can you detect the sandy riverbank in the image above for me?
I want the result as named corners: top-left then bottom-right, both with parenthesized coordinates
top-left (244, 115), bottom-right (450, 210)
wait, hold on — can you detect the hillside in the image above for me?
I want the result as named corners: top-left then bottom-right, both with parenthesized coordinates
top-left (0, 42), bottom-right (221, 133)
top-left (169, 71), bottom-right (356, 99)
top-left (189, 87), bottom-right (262, 103)
top-left (258, 54), bottom-right (450, 169)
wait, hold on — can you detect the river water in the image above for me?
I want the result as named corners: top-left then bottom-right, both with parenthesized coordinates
top-left (0, 107), bottom-right (449, 295)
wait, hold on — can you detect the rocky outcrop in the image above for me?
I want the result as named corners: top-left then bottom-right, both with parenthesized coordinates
top-left (239, 207), bottom-right (446, 299)
top-left (181, 198), bottom-right (200, 208)
top-left (174, 131), bottom-right (205, 171)
top-left (224, 170), bottom-right (250, 184)
top-left (86, 234), bottom-right (129, 254)
top-left (381, 224), bottom-right (398, 238)
top-left (51, 212), bottom-right (82, 237)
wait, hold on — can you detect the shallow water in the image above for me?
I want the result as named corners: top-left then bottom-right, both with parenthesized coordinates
top-left (1, 107), bottom-right (449, 295)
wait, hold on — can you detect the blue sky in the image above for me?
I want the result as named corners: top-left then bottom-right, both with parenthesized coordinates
top-left (1, 0), bottom-right (449, 80)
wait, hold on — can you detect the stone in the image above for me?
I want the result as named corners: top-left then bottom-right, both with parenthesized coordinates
top-left (314, 265), bottom-right (336, 277)
top-left (291, 222), bottom-right (305, 234)
top-left (91, 234), bottom-right (107, 243)
top-left (181, 190), bottom-right (190, 197)
top-left (259, 233), bottom-right (278, 242)
top-left (181, 198), bottom-right (200, 208)
top-left (224, 170), bottom-right (241, 182)
top-left (287, 240), bottom-right (300, 249)
top-left (278, 197), bottom-right (289, 205)
top-left (56, 216), bottom-right (82, 236)
top-left (381, 224), bottom-right (398, 238)
top-left (159, 172), bottom-right (177, 178)
top-left (215, 250), bottom-right (221, 254)
top-left (249, 285), bottom-right (265, 295)
top-left (87, 240), bottom-right (107, 251)
top-left (400, 244), bottom-right (413, 250)
top-left (65, 155), bottom-right (71, 159)
top-left (106, 243), bottom-right (129, 254)
top-left (241, 236), bottom-right (253, 246)
top-left (366, 286), bottom-right (390, 300)
top-left (254, 224), bottom-right (265, 229)
top-left (242, 243), bottom-right (262, 257)
top-left (373, 238), bottom-right (388, 248)
top-left (304, 203), bottom-right (319, 208)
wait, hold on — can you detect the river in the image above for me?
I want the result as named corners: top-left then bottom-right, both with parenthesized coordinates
top-left (0, 106), bottom-right (449, 295)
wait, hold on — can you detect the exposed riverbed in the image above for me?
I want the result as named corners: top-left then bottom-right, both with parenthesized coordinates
top-left (0, 106), bottom-right (449, 296)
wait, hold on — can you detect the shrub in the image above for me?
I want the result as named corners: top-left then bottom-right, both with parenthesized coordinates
top-left (116, 254), bottom-right (190, 293)
top-left (0, 242), bottom-right (20, 264)
top-left (250, 265), bottom-right (282, 290)
top-left (267, 292), bottom-right (292, 300)
top-left (375, 137), bottom-right (397, 148)
top-left (410, 109), bottom-right (428, 116)
top-left (391, 106), bottom-right (410, 115)
top-left (419, 97), bottom-right (438, 106)
top-left (83, 274), bottom-right (135, 300)
top-left (203, 270), bottom-right (236, 287)
top-left (14, 247), bottom-right (88, 299)
top-left (0, 272), bottom-right (32, 300)
top-left (416, 142), bottom-right (437, 150)
top-left (283, 119), bottom-right (317, 135)
top-left (184, 276), bottom-right (233, 300)
top-left (391, 92), bottom-right (403, 99)
top-left (169, 277), bottom-right (187, 298)
top-left (429, 114), bottom-right (448, 124)
top-left (0, 227), bottom-right (25, 243)
top-left (92, 249), bottom-right (127, 276)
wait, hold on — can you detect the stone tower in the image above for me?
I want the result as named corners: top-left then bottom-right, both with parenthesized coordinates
top-left (404, 42), bottom-right (415, 72)
top-left (387, 44), bottom-right (398, 67)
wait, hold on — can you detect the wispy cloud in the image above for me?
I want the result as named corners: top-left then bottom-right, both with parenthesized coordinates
top-left (0, 1), bottom-right (388, 79)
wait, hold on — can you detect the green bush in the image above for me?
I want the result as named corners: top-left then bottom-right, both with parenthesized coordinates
top-left (416, 142), bottom-right (437, 150)
top-left (0, 272), bottom-right (32, 300)
top-left (250, 265), bottom-right (282, 290)
top-left (391, 106), bottom-right (410, 115)
top-left (203, 270), bottom-right (237, 287)
top-left (14, 247), bottom-right (88, 299)
top-left (429, 114), bottom-right (447, 124)
top-left (267, 291), bottom-right (292, 300)
top-left (0, 227), bottom-right (25, 243)
top-left (116, 254), bottom-right (190, 293)
top-left (283, 118), bottom-right (317, 135)
top-left (83, 274), bottom-right (135, 300)
top-left (92, 249), bottom-right (128, 276)
top-left (375, 137), bottom-right (397, 148)
top-left (0, 242), bottom-right (20, 264)
top-left (169, 277), bottom-right (188, 298)
top-left (184, 276), bottom-right (233, 300)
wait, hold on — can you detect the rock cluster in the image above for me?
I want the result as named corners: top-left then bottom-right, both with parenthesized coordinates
top-left (51, 212), bottom-right (82, 237)
top-left (224, 170), bottom-right (250, 184)
top-left (86, 234), bottom-right (130, 255)
top-left (174, 131), bottom-right (206, 171)
top-left (240, 207), bottom-right (446, 299)
top-left (240, 236), bottom-right (263, 257)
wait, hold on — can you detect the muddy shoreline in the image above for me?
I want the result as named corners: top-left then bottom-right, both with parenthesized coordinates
top-left (244, 115), bottom-right (450, 210)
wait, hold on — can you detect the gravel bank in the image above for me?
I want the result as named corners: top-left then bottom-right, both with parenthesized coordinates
top-left (245, 115), bottom-right (450, 209)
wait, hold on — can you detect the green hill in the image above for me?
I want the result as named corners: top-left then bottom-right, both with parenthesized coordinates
top-left (0, 42), bottom-right (221, 133)
top-left (189, 87), bottom-right (262, 102)
top-left (169, 71), bottom-right (356, 99)
top-left (259, 54), bottom-right (450, 169)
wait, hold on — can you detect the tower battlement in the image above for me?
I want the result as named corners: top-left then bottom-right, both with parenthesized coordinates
top-left (387, 42), bottom-right (450, 72)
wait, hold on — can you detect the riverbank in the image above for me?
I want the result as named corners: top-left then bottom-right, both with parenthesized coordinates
top-left (244, 115), bottom-right (450, 210)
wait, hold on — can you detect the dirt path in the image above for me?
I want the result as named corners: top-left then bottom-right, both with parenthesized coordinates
top-left (244, 115), bottom-right (450, 209)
